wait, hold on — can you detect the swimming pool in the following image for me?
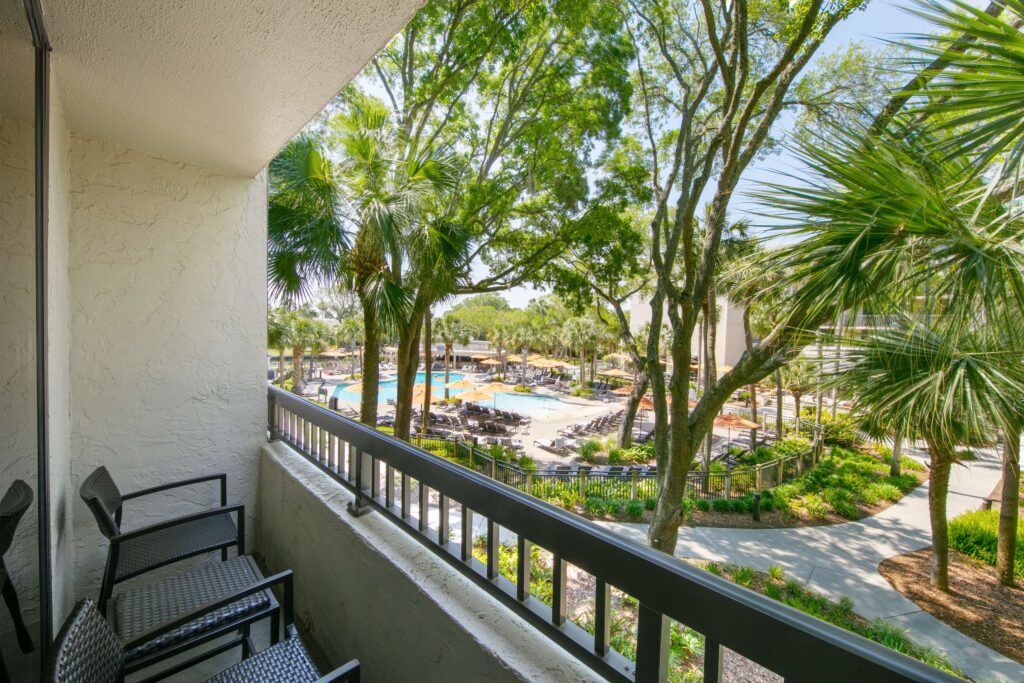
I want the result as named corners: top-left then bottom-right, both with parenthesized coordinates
top-left (330, 372), bottom-right (569, 418)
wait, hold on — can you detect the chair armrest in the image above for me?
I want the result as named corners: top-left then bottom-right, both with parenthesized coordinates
top-left (316, 659), bottom-right (361, 683)
top-left (113, 504), bottom-right (244, 544)
top-left (122, 473), bottom-right (227, 506)
top-left (122, 569), bottom-right (293, 652)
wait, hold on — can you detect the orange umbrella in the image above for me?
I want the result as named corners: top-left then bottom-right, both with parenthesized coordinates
top-left (600, 368), bottom-right (632, 379)
top-left (455, 389), bottom-right (494, 403)
top-left (714, 413), bottom-right (760, 430)
top-left (507, 354), bottom-right (523, 363)
top-left (480, 382), bottom-right (514, 393)
top-left (471, 354), bottom-right (490, 361)
top-left (612, 385), bottom-right (635, 396)
top-left (480, 358), bottom-right (501, 366)
top-left (446, 379), bottom-right (476, 389)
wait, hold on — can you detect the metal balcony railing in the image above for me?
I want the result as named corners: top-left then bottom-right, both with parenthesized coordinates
top-left (267, 386), bottom-right (956, 683)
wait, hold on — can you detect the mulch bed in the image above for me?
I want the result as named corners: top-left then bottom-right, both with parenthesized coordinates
top-left (879, 548), bottom-right (1024, 665)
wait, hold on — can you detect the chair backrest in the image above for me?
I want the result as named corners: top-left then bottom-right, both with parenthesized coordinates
top-left (79, 467), bottom-right (123, 539)
top-left (0, 480), bottom-right (33, 557)
top-left (46, 599), bottom-right (124, 683)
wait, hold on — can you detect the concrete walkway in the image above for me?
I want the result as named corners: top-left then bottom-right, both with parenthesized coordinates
top-left (598, 445), bottom-right (1021, 683)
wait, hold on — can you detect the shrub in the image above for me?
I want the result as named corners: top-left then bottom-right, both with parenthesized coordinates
top-left (949, 509), bottom-right (1024, 577)
top-left (606, 499), bottom-right (625, 515)
top-left (817, 412), bottom-right (860, 447)
top-left (578, 439), bottom-right (601, 462)
top-left (585, 496), bottom-right (606, 516)
top-left (626, 499), bottom-right (645, 521)
top-left (607, 447), bottom-right (623, 465)
top-left (822, 487), bottom-right (859, 520)
top-left (732, 497), bottom-right (752, 514)
top-left (513, 385), bottom-right (532, 393)
top-left (767, 565), bottom-right (784, 581)
top-left (622, 442), bottom-right (655, 463)
top-left (571, 387), bottom-right (595, 398)
top-left (711, 498), bottom-right (732, 513)
top-left (800, 493), bottom-right (829, 520)
top-left (644, 497), bottom-right (658, 511)
top-left (707, 461), bottom-right (727, 474)
top-left (732, 566), bottom-right (756, 587)
top-left (695, 499), bottom-right (711, 512)
top-left (863, 482), bottom-right (901, 504)
top-left (678, 497), bottom-right (694, 521)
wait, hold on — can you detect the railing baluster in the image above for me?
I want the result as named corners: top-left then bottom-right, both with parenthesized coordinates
top-left (461, 506), bottom-right (473, 563)
top-left (551, 555), bottom-right (566, 625)
top-left (704, 637), bottom-right (723, 683)
top-left (385, 465), bottom-right (394, 510)
top-left (347, 441), bottom-right (356, 483)
top-left (635, 603), bottom-right (669, 682)
top-left (438, 494), bottom-right (449, 546)
top-left (594, 579), bottom-right (610, 656)
top-left (516, 536), bottom-right (531, 601)
top-left (418, 482), bottom-right (428, 532)
top-left (486, 519), bottom-right (499, 580)
top-left (371, 457), bottom-right (380, 500)
top-left (400, 473), bottom-right (410, 520)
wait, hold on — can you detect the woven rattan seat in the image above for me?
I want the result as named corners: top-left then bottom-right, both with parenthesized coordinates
top-left (47, 599), bottom-right (125, 682)
top-left (115, 511), bottom-right (237, 580)
top-left (205, 634), bottom-right (320, 683)
top-left (115, 556), bottom-right (270, 659)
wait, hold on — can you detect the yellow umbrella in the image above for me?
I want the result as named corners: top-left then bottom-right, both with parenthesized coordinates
top-left (480, 358), bottom-right (502, 366)
top-left (599, 368), bottom-right (632, 379)
top-left (471, 354), bottom-right (490, 361)
top-left (446, 379), bottom-right (476, 389)
top-left (605, 352), bottom-right (631, 361)
top-left (343, 382), bottom-right (362, 393)
top-left (455, 389), bottom-right (494, 403)
top-left (527, 353), bottom-right (543, 361)
top-left (480, 382), bottom-right (514, 393)
top-left (507, 354), bottom-right (523, 363)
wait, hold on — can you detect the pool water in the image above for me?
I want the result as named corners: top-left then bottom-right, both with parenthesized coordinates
top-left (330, 371), bottom-right (568, 418)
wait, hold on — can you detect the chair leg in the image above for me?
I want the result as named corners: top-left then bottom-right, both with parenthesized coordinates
top-left (241, 625), bottom-right (252, 658)
top-left (269, 608), bottom-right (280, 646)
top-left (1, 578), bottom-right (33, 653)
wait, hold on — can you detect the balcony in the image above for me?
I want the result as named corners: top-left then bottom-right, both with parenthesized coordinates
top-left (259, 386), bottom-right (957, 682)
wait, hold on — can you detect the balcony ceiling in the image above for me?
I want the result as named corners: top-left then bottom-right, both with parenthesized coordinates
top-left (44, 0), bottom-right (424, 176)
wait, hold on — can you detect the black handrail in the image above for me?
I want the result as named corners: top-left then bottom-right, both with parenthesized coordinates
top-left (268, 386), bottom-right (958, 683)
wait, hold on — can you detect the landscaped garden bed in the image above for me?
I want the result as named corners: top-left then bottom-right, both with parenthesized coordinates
top-left (472, 538), bottom-right (962, 680)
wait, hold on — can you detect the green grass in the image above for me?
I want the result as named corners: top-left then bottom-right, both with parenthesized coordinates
top-left (949, 508), bottom-right (1024, 577)
top-left (705, 563), bottom-right (963, 677)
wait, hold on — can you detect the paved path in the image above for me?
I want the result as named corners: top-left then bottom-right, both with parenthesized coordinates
top-left (597, 445), bottom-right (1021, 683)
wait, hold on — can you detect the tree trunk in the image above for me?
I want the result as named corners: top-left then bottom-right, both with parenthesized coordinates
top-left (393, 314), bottom-right (424, 441)
top-left (291, 345), bottom-right (305, 395)
top-left (521, 346), bottom-right (528, 384)
top-left (890, 427), bottom-right (903, 477)
top-left (444, 342), bottom-right (451, 399)
top-left (590, 351), bottom-right (596, 384)
top-left (422, 311), bottom-right (432, 435)
top-left (360, 308), bottom-right (380, 426)
top-left (744, 309), bottom-right (758, 448)
top-left (579, 350), bottom-right (586, 388)
top-left (926, 437), bottom-right (954, 591)
top-left (815, 335), bottom-right (823, 430)
top-left (277, 351), bottom-right (285, 387)
top-left (618, 374), bottom-right (650, 448)
top-left (775, 369), bottom-right (783, 441)
top-left (997, 430), bottom-right (1020, 587)
top-left (793, 393), bottom-right (802, 431)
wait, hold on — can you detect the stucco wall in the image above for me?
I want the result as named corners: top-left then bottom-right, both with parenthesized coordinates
top-left (0, 113), bottom-right (41, 634)
top-left (67, 135), bottom-right (268, 598)
top-left (257, 442), bottom-right (598, 683)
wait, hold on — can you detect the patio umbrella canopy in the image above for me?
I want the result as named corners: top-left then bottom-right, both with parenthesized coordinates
top-left (480, 382), bottom-right (514, 393)
top-left (480, 358), bottom-right (502, 366)
top-left (471, 354), bottom-right (490, 361)
top-left (446, 379), bottom-right (476, 389)
top-left (600, 368), bottom-right (632, 379)
top-left (456, 389), bottom-right (494, 402)
top-left (612, 385), bottom-right (635, 396)
top-left (714, 413), bottom-right (760, 430)
top-left (507, 354), bottom-right (523, 363)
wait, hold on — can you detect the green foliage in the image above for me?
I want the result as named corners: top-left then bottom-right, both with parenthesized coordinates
top-left (607, 447), bottom-right (623, 465)
top-left (626, 499), bottom-right (645, 521)
top-left (949, 509), bottom-right (1024, 577)
top-left (585, 496), bottom-right (607, 517)
top-left (816, 411), bottom-right (860, 447)
top-left (711, 499), bottom-right (732, 513)
top-left (645, 497), bottom-right (659, 511)
top-left (578, 439), bottom-right (602, 462)
top-left (695, 499), bottom-right (711, 513)
top-left (513, 385), bottom-right (532, 393)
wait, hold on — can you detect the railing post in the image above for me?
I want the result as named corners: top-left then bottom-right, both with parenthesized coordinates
top-left (777, 458), bottom-right (784, 486)
top-left (526, 471), bottom-right (533, 496)
top-left (578, 469), bottom-right (587, 499)
top-left (630, 469), bottom-right (639, 500)
top-left (347, 447), bottom-right (372, 517)
top-left (704, 638), bottom-right (723, 683)
top-left (490, 457), bottom-right (497, 480)
top-left (754, 464), bottom-right (762, 490)
top-left (635, 604), bottom-right (669, 682)
top-left (267, 390), bottom-right (277, 441)
top-left (723, 471), bottom-right (731, 499)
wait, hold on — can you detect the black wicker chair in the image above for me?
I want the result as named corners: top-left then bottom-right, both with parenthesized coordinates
top-left (79, 466), bottom-right (244, 614)
top-left (80, 467), bottom-right (279, 679)
top-left (0, 480), bottom-right (34, 682)
top-left (47, 574), bottom-right (360, 683)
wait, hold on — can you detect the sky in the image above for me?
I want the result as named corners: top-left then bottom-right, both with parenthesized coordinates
top-left (446, 0), bottom-right (945, 313)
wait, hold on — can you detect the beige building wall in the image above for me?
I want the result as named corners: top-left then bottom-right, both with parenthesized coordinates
top-left (628, 294), bottom-right (748, 368)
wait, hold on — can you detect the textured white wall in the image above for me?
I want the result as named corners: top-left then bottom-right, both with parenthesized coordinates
top-left (67, 135), bottom-right (267, 598)
top-left (0, 113), bottom-right (41, 634)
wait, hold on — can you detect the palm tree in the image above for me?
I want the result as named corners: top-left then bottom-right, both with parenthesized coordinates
top-left (267, 307), bottom-right (291, 386)
top-left (288, 314), bottom-right (319, 395)
top-left (307, 320), bottom-right (332, 379)
top-left (837, 319), bottom-right (1023, 590)
top-left (779, 359), bottom-right (816, 430)
top-left (434, 316), bottom-right (469, 398)
top-left (509, 323), bottom-right (538, 386)
top-left (491, 322), bottom-right (512, 375)
top-left (561, 318), bottom-right (593, 389)
top-left (335, 317), bottom-right (363, 378)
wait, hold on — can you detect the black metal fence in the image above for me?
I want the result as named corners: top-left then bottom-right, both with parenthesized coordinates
top-left (268, 386), bottom-right (954, 683)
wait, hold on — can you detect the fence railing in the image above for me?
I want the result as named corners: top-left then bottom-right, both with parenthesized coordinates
top-left (267, 386), bottom-right (954, 683)
top-left (415, 433), bottom-right (819, 504)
